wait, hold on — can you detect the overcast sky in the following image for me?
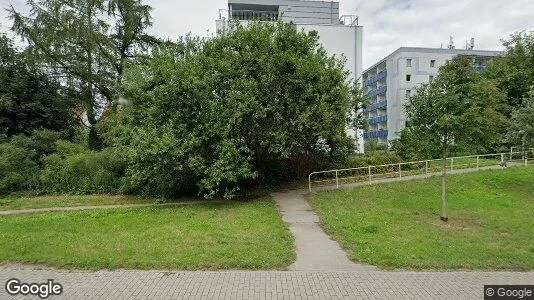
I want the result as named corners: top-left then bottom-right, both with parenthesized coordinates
top-left (1, 0), bottom-right (533, 69)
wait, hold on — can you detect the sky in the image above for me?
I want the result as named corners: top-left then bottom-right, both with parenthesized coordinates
top-left (1, 0), bottom-right (533, 69)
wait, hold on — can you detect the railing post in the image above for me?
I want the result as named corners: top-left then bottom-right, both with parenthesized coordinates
top-left (399, 163), bottom-right (402, 178)
top-left (368, 166), bottom-right (372, 183)
top-left (308, 173), bottom-right (312, 193)
top-left (501, 154), bottom-right (505, 168)
top-left (335, 170), bottom-right (339, 189)
top-left (425, 160), bottom-right (429, 174)
top-left (450, 158), bottom-right (454, 171)
top-left (476, 156), bottom-right (480, 171)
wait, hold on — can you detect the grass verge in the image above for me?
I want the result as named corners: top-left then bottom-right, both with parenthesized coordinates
top-left (308, 166), bottom-right (534, 270)
top-left (0, 198), bottom-right (295, 270)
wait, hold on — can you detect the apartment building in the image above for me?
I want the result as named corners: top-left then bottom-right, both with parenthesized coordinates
top-left (362, 47), bottom-right (502, 145)
top-left (216, 0), bottom-right (364, 151)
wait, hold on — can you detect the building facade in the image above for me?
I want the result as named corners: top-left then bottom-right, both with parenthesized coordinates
top-left (362, 47), bottom-right (502, 145)
top-left (216, 0), bottom-right (364, 151)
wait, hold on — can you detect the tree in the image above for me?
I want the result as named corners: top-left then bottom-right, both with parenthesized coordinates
top-left (0, 34), bottom-right (75, 138)
top-left (507, 90), bottom-right (534, 152)
top-left (113, 22), bottom-right (364, 198)
top-left (405, 56), bottom-right (506, 221)
top-left (9, 0), bottom-right (154, 148)
top-left (485, 31), bottom-right (534, 111)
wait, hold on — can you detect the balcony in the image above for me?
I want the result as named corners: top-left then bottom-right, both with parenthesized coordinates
top-left (368, 115), bottom-right (388, 125)
top-left (363, 130), bottom-right (388, 140)
top-left (366, 85), bottom-right (387, 98)
top-left (363, 70), bottom-right (387, 88)
top-left (363, 100), bottom-right (387, 113)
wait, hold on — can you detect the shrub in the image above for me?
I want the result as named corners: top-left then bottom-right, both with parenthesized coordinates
top-left (40, 142), bottom-right (127, 194)
top-left (0, 142), bottom-right (39, 194)
top-left (340, 151), bottom-right (403, 169)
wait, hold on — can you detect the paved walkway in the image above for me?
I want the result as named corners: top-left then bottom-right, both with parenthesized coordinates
top-left (1, 264), bottom-right (532, 299)
top-left (0, 201), bottom-right (216, 216)
top-left (271, 190), bottom-right (375, 272)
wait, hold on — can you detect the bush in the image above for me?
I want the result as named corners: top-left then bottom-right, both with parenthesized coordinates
top-left (117, 22), bottom-right (364, 198)
top-left (340, 151), bottom-right (403, 169)
top-left (40, 142), bottom-right (127, 194)
top-left (0, 142), bottom-right (40, 194)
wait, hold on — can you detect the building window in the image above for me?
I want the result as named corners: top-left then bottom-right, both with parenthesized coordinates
top-left (429, 75), bottom-right (434, 81)
top-left (406, 59), bottom-right (412, 67)
top-left (406, 74), bottom-right (411, 82)
top-left (406, 89), bottom-right (411, 98)
top-left (430, 60), bottom-right (436, 68)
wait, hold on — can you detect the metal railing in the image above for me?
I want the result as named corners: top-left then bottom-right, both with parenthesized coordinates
top-left (363, 100), bottom-right (387, 113)
top-left (363, 70), bottom-right (387, 87)
top-left (219, 9), bottom-right (279, 22)
top-left (339, 15), bottom-right (359, 26)
top-left (308, 151), bottom-right (534, 192)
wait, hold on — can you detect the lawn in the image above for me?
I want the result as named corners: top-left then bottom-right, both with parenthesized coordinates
top-left (0, 198), bottom-right (295, 270)
top-left (0, 195), bottom-right (156, 211)
top-left (308, 166), bottom-right (534, 270)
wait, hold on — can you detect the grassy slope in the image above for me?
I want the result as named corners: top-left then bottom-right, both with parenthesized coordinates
top-left (0, 198), bottom-right (295, 270)
top-left (309, 166), bottom-right (534, 270)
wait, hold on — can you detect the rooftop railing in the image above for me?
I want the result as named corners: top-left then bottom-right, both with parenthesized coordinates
top-left (219, 9), bottom-right (279, 22)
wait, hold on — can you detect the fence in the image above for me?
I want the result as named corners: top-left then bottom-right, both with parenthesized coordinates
top-left (308, 151), bottom-right (534, 192)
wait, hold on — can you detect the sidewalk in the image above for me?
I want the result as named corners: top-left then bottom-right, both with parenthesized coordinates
top-left (1, 264), bottom-right (532, 299)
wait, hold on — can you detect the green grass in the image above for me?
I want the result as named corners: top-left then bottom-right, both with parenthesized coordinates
top-left (309, 166), bottom-right (534, 270)
top-left (0, 195), bottom-right (157, 211)
top-left (0, 198), bottom-right (295, 270)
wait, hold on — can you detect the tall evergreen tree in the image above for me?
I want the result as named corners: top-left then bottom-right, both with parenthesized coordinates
top-left (9, 0), bottom-right (154, 148)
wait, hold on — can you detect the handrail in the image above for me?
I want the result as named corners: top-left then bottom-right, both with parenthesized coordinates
top-left (308, 151), bottom-right (531, 192)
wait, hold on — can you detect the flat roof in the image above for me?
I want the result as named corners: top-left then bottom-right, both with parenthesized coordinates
top-left (363, 47), bottom-right (503, 75)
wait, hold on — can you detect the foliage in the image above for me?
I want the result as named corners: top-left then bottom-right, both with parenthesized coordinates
top-left (0, 34), bottom-right (75, 138)
top-left (0, 142), bottom-right (40, 194)
top-left (116, 22), bottom-right (364, 198)
top-left (0, 198), bottom-right (295, 270)
top-left (40, 141), bottom-right (127, 194)
top-left (403, 56), bottom-right (506, 158)
top-left (390, 127), bottom-right (438, 161)
top-left (9, 130), bottom-right (64, 158)
top-left (363, 139), bottom-right (387, 153)
top-left (340, 151), bottom-right (402, 169)
top-left (485, 31), bottom-right (534, 110)
top-left (309, 166), bottom-right (534, 270)
top-left (507, 90), bottom-right (534, 147)
top-left (9, 0), bottom-right (155, 147)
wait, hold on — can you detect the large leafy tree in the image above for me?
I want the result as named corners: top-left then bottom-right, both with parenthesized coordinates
top-left (485, 31), bottom-right (534, 111)
top-left (9, 0), bottom-right (154, 148)
top-left (404, 56), bottom-right (506, 221)
top-left (114, 22), bottom-right (364, 198)
top-left (0, 34), bottom-right (75, 138)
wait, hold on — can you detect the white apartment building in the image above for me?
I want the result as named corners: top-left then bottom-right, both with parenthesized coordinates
top-left (362, 47), bottom-right (502, 145)
top-left (216, 0), bottom-right (364, 151)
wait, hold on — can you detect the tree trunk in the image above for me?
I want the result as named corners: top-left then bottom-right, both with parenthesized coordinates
top-left (440, 141), bottom-right (448, 222)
